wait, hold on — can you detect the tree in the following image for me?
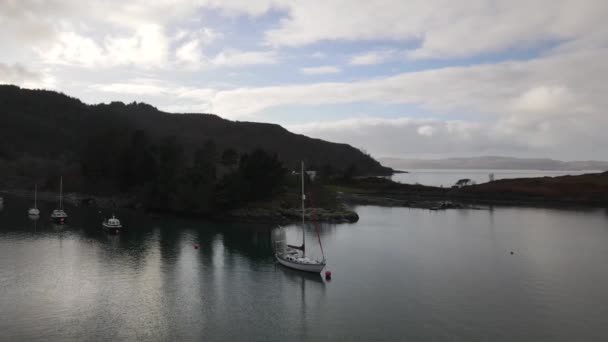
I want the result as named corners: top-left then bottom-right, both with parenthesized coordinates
top-left (239, 149), bottom-right (286, 201)
top-left (342, 163), bottom-right (358, 181)
top-left (200, 139), bottom-right (218, 163)
top-left (455, 178), bottom-right (472, 188)
top-left (155, 136), bottom-right (185, 210)
top-left (221, 148), bottom-right (238, 168)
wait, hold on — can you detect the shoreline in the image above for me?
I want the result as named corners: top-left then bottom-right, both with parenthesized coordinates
top-left (0, 189), bottom-right (359, 224)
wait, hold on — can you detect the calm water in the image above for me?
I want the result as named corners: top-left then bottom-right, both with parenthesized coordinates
top-left (1, 196), bottom-right (608, 341)
top-left (391, 169), bottom-right (597, 187)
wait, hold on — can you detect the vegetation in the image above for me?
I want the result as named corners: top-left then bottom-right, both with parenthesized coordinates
top-left (0, 85), bottom-right (388, 219)
top-left (0, 85), bottom-right (392, 179)
top-left (334, 173), bottom-right (608, 208)
top-left (455, 178), bottom-right (473, 188)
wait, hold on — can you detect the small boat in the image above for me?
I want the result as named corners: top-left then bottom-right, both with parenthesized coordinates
top-left (275, 161), bottom-right (326, 273)
top-left (28, 184), bottom-right (40, 216)
top-left (102, 215), bottom-right (123, 234)
top-left (50, 177), bottom-right (68, 224)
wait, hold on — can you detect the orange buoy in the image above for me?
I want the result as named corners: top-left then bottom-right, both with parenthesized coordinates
top-left (325, 271), bottom-right (332, 280)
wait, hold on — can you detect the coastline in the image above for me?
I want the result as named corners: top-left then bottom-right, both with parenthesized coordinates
top-left (332, 171), bottom-right (608, 210)
top-left (0, 189), bottom-right (359, 224)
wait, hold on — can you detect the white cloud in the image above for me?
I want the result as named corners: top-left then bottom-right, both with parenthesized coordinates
top-left (210, 49), bottom-right (278, 67)
top-left (286, 117), bottom-right (504, 159)
top-left (350, 49), bottom-right (398, 65)
top-left (265, 0), bottom-right (608, 59)
top-left (311, 51), bottom-right (326, 58)
top-left (176, 39), bottom-right (204, 66)
top-left (3, 0), bottom-right (608, 160)
top-left (5, 0), bottom-right (607, 62)
top-left (39, 25), bottom-right (169, 69)
top-left (417, 125), bottom-right (435, 137)
top-left (299, 65), bottom-right (341, 75)
top-left (90, 82), bottom-right (171, 96)
top-left (204, 49), bottom-right (608, 121)
top-left (285, 115), bottom-right (600, 160)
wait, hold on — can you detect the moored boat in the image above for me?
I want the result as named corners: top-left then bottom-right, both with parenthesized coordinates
top-left (102, 215), bottom-right (123, 234)
top-left (28, 184), bottom-right (40, 216)
top-left (50, 177), bottom-right (68, 224)
top-left (275, 161), bottom-right (326, 273)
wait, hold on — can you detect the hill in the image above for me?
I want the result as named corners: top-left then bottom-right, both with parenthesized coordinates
top-left (379, 156), bottom-right (608, 171)
top-left (335, 172), bottom-right (608, 208)
top-left (0, 85), bottom-right (391, 176)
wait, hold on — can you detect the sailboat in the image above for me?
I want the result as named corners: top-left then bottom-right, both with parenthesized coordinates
top-left (102, 214), bottom-right (123, 234)
top-left (28, 184), bottom-right (40, 216)
top-left (275, 161), bottom-right (326, 273)
top-left (50, 176), bottom-right (68, 224)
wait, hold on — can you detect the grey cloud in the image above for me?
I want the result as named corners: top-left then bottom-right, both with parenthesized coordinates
top-left (0, 63), bottom-right (42, 85)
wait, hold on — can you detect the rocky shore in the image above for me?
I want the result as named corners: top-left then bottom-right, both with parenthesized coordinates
top-left (0, 189), bottom-right (138, 208)
top-left (1, 189), bottom-right (359, 224)
top-left (223, 205), bottom-right (359, 224)
top-left (334, 172), bottom-right (608, 210)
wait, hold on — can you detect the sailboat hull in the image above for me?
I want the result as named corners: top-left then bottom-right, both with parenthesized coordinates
top-left (51, 217), bottom-right (67, 224)
top-left (275, 254), bottom-right (326, 273)
top-left (51, 210), bottom-right (68, 224)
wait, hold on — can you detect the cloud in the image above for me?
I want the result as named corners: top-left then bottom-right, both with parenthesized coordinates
top-left (0, 63), bottom-right (42, 85)
top-left (265, 0), bottom-right (608, 59)
top-left (204, 49), bottom-right (608, 119)
top-left (39, 25), bottom-right (170, 69)
top-left (286, 117), bottom-right (505, 158)
top-left (311, 51), bottom-right (326, 58)
top-left (196, 48), bottom-right (607, 159)
top-left (174, 27), bottom-right (221, 67)
top-left (209, 49), bottom-right (278, 67)
top-left (285, 115), bottom-right (599, 160)
top-left (5, 1), bottom-right (607, 62)
top-left (90, 81), bottom-right (171, 96)
top-left (0, 63), bottom-right (55, 89)
top-left (175, 39), bottom-right (204, 66)
top-left (299, 65), bottom-right (341, 75)
top-left (3, 0), bottom-right (608, 160)
top-left (350, 49), bottom-right (399, 65)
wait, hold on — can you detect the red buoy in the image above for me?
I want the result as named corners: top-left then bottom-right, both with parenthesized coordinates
top-left (325, 271), bottom-right (332, 280)
top-left (194, 244), bottom-right (199, 249)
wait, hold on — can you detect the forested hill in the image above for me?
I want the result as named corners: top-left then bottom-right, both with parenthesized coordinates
top-left (0, 85), bottom-right (391, 175)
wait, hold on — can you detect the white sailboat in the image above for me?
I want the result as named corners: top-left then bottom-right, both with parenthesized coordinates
top-left (50, 176), bottom-right (68, 224)
top-left (275, 161), bottom-right (326, 273)
top-left (102, 214), bottom-right (123, 234)
top-left (28, 184), bottom-right (40, 216)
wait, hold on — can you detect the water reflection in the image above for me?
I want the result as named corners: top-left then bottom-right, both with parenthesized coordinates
top-left (1, 195), bottom-right (608, 341)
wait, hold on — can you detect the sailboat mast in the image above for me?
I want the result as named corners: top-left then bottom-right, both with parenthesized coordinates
top-left (59, 176), bottom-right (63, 210)
top-left (301, 161), bottom-right (306, 257)
top-left (34, 184), bottom-right (37, 209)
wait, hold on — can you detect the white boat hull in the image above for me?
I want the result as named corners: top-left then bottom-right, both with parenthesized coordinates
top-left (275, 254), bottom-right (326, 273)
top-left (28, 208), bottom-right (40, 216)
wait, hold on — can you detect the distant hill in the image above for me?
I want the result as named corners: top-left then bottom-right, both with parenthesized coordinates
top-left (0, 85), bottom-right (391, 175)
top-left (379, 156), bottom-right (608, 171)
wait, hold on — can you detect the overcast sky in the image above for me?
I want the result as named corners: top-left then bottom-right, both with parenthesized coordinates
top-left (1, 0), bottom-right (607, 160)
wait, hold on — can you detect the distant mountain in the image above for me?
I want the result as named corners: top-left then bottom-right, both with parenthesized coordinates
top-left (0, 85), bottom-right (391, 175)
top-left (379, 156), bottom-right (608, 171)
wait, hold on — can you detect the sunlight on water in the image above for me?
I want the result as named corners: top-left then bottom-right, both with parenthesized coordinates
top-left (1, 196), bottom-right (608, 341)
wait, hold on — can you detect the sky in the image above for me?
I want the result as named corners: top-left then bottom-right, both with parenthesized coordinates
top-left (1, 0), bottom-right (607, 161)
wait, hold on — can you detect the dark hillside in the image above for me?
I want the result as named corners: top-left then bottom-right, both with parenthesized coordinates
top-left (0, 85), bottom-right (391, 175)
